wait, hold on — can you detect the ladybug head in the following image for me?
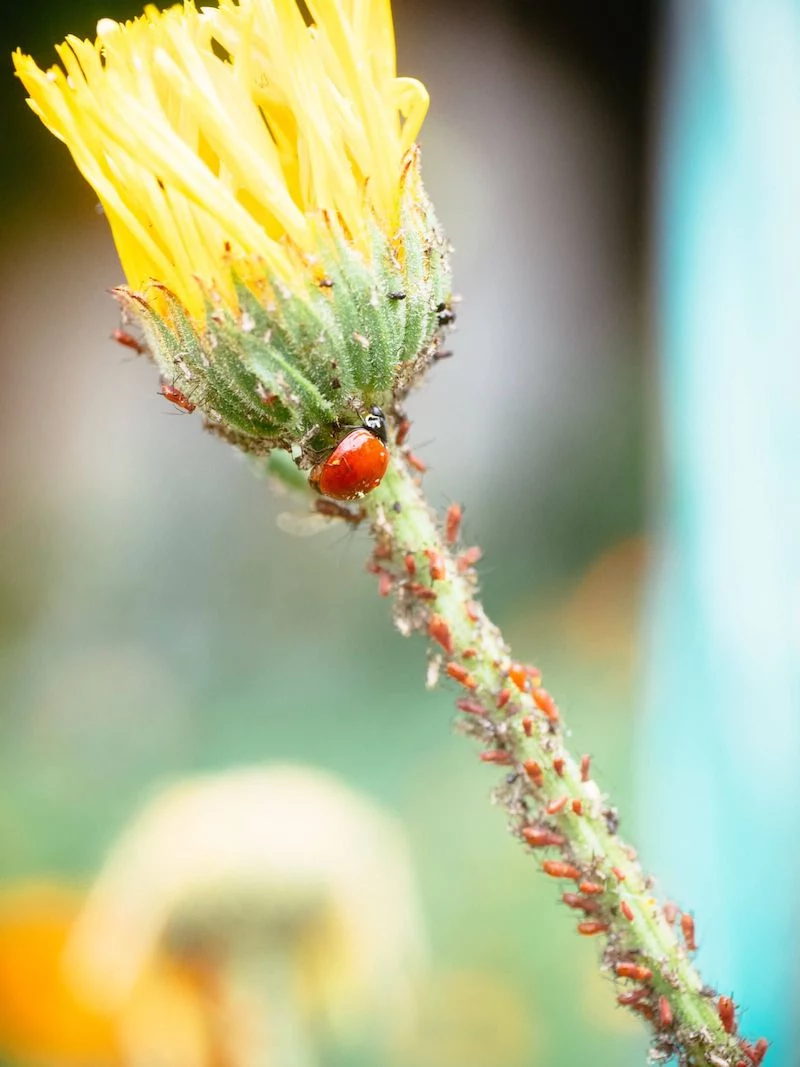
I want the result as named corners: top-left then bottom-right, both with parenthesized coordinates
top-left (362, 406), bottom-right (387, 443)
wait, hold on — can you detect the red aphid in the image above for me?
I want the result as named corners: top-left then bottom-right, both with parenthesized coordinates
top-left (160, 379), bottom-right (196, 413)
top-left (657, 995), bottom-right (673, 1029)
top-left (752, 1039), bottom-right (769, 1065)
top-left (620, 901), bottom-right (634, 922)
top-left (523, 760), bottom-right (544, 787)
top-left (580, 754), bottom-right (591, 782)
top-left (571, 799), bottom-right (583, 816)
top-left (406, 582), bottom-right (438, 602)
top-left (578, 881), bottom-right (604, 896)
top-left (523, 827), bottom-right (565, 848)
top-left (424, 548), bottom-right (446, 581)
top-left (457, 546), bottom-right (483, 573)
top-left (542, 860), bottom-right (580, 880)
top-left (508, 663), bottom-right (530, 692)
top-left (465, 600), bottom-right (481, 623)
top-left (480, 750), bottom-right (512, 765)
top-left (463, 648), bottom-right (477, 659)
top-left (446, 662), bottom-right (477, 690)
top-left (496, 688), bottom-right (511, 710)
top-left (663, 901), bottom-right (678, 925)
top-left (546, 795), bottom-right (569, 816)
top-left (521, 716), bottom-right (533, 736)
top-left (427, 614), bottom-right (454, 655)
top-left (681, 912), bottom-right (697, 952)
top-left (577, 921), bottom-right (609, 936)
top-left (404, 553), bottom-right (417, 577)
top-left (563, 893), bottom-right (599, 913)
top-left (396, 416), bottom-right (411, 447)
top-left (552, 757), bottom-right (565, 777)
top-left (112, 328), bottom-right (146, 353)
top-left (611, 866), bottom-right (626, 882)
top-left (631, 1002), bottom-right (655, 1021)
top-left (456, 698), bottom-right (485, 716)
top-left (718, 996), bottom-right (736, 1035)
top-left (444, 503), bottom-right (462, 546)
top-left (378, 572), bottom-right (393, 597)
top-left (617, 989), bottom-right (649, 1007)
top-left (615, 962), bottom-right (652, 982)
top-left (406, 451), bottom-right (427, 473)
top-left (532, 687), bottom-right (559, 723)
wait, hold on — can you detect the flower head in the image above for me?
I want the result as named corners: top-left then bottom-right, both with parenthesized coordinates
top-left (15, 0), bottom-right (451, 464)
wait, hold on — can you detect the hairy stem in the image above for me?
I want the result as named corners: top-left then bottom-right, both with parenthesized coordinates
top-left (360, 453), bottom-right (765, 1067)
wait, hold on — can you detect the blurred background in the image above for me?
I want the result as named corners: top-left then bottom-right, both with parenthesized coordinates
top-left (2, 0), bottom-right (798, 1064)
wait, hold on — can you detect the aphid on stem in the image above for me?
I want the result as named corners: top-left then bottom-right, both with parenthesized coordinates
top-left (577, 921), bottom-right (609, 936)
top-left (615, 962), bottom-right (653, 982)
top-left (446, 662), bottom-right (477, 690)
top-left (112, 327), bottom-right (146, 353)
top-left (445, 502), bottom-right (462, 544)
top-left (427, 614), bottom-right (454, 655)
top-left (681, 912), bottom-right (697, 952)
top-left (159, 379), bottom-right (196, 413)
top-left (542, 860), bottom-right (580, 880)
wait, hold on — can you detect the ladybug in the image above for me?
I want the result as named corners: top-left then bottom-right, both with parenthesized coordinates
top-left (308, 406), bottom-right (390, 501)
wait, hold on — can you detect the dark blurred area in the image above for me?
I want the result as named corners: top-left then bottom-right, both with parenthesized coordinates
top-left (1, 1), bottom-right (659, 1065)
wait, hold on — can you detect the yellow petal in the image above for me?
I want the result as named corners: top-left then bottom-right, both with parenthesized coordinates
top-left (14, 0), bottom-right (430, 322)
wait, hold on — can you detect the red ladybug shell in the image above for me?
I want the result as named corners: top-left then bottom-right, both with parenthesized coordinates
top-left (309, 427), bottom-right (390, 501)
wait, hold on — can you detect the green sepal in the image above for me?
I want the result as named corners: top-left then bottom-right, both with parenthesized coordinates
top-left (115, 155), bottom-right (451, 465)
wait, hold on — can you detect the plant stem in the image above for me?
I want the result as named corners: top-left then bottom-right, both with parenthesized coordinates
top-left (361, 454), bottom-right (764, 1067)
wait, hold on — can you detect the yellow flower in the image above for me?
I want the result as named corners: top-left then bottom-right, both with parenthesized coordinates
top-left (14, 0), bottom-right (429, 322)
top-left (14, 0), bottom-right (451, 460)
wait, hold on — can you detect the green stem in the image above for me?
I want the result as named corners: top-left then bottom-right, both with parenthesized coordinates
top-left (361, 454), bottom-right (761, 1067)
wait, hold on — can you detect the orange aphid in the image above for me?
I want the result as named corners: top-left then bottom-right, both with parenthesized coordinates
top-left (446, 662), bottom-right (477, 690)
top-left (578, 881), bottom-right (604, 896)
top-left (424, 548), bottom-right (446, 581)
top-left (522, 828), bottom-right (565, 848)
top-left (427, 615), bottom-right (454, 655)
top-left (680, 912), bottom-right (697, 952)
top-left (532, 687), bottom-right (559, 723)
top-left (445, 503), bottom-right (462, 545)
top-left (523, 760), bottom-right (544, 787)
top-left (718, 995), bottom-right (736, 1035)
top-left (577, 921), bottom-right (608, 936)
top-left (615, 962), bottom-right (652, 982)
top-left (542, 860), bottom-right (580, 880)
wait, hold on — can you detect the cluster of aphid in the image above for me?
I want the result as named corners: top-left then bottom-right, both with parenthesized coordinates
top-left (114, 320), bottom-right (767, 1067)
top-left (362, 458), bottom-right (769, 1067)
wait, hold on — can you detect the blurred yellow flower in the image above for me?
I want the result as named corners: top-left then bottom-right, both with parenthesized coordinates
top-left (68, 764), bottom-right (425, 1060)
top-left (0, 882), bottom-right (215, 1067)
top-left (13, 0), bottom-right (429, 321)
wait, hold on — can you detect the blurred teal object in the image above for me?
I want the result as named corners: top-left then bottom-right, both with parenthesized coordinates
top-left (642, 1), bottom-right (800, 1061)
